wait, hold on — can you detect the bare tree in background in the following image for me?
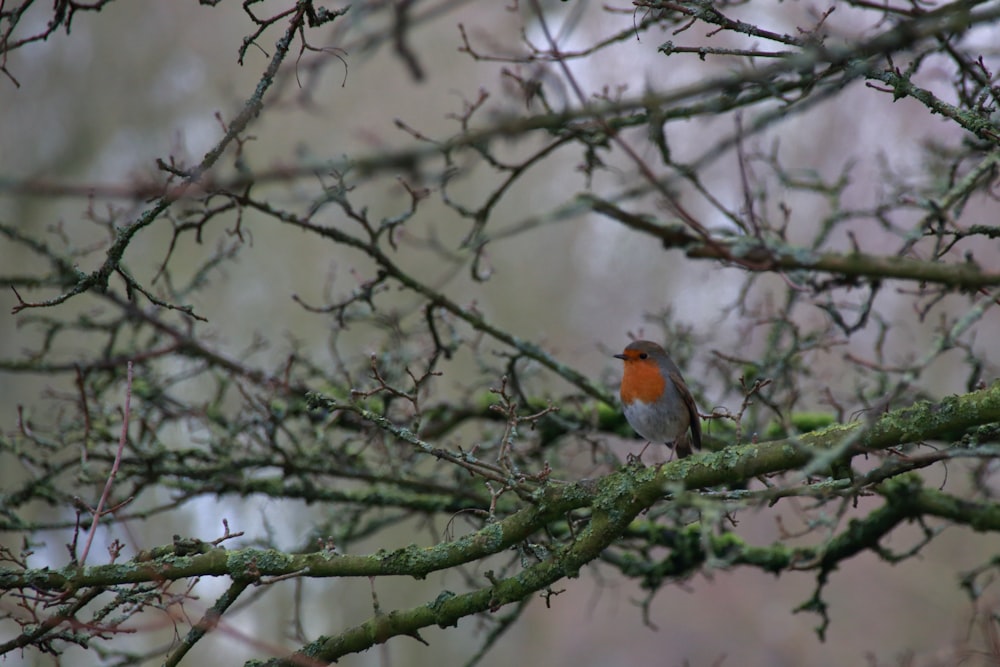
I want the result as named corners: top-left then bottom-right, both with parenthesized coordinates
top-left (2, 1), bottom-right (1000, 665)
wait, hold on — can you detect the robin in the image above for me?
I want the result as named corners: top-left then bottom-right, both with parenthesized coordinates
top-left (615, 340), bottom-right (702, 459)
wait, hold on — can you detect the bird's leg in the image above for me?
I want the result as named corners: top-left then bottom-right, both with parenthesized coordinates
top-left (626, 441), bottom-right (653, 466)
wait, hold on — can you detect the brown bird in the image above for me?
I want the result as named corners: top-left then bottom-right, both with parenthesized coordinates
top-left (615, 340), bottom-right (701, 459)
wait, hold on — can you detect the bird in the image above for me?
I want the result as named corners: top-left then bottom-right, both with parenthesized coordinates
top-left (615, 340), bottom-right (701, 459)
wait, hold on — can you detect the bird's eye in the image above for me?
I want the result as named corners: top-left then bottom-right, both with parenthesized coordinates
top-left (639, 352), bottom-right (648, 359)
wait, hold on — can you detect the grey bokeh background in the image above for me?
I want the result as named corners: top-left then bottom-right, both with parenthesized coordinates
top-left (2, 1), bottom-right (998, 666)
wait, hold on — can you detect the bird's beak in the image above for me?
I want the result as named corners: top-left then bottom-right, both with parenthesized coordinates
top-left (613, 353), bottom-right (626, 360)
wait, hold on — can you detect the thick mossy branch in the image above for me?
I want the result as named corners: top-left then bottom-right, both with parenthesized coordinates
top-left (696, 238), bottom-right (1000, 289)
top-left (588, 195), bottom-right (1000, 290)
top-left (254, 469), bottom-right (660, 666)
top-left (685, 380), bottom-right (1000, 486)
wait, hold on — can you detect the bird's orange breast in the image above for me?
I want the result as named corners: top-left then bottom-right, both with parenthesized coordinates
top-left (620, 360), bottom-right (666, 405)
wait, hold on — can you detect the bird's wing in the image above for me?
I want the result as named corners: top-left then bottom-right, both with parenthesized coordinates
top-left (669, 370), bottom-right (702, 450)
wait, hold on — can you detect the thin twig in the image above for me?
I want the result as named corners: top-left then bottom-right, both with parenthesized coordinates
top-left (79, 361), bottom-right (133, 566)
